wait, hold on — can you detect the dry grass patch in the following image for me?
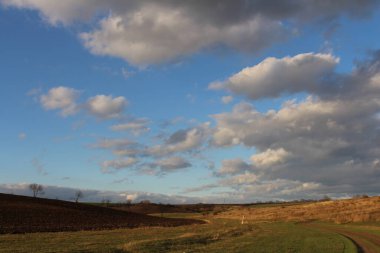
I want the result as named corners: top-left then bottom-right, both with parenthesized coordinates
top-left (217, 196), bottom-right (380, 224)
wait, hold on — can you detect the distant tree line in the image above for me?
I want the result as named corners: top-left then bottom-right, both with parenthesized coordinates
top-left (27, 184), bottom-right (373, 205)
top-left (28, 184), bottom-right (85, 203)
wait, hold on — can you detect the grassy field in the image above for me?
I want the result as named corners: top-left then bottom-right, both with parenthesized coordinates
top-left (216, 196), bottom-right (380, 224)
top-left (0, 214), bottom-right (362, 253)
top-left (304, 222), bottom-right (380, 252)
top-left (2, 196), bottom-right (380, 252)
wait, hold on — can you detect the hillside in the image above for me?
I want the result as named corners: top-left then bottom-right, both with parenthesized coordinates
top-left (0, 193), bottom-right (204, 234)
top-left (217, 196), bottom-right (380, 224)
top-left (110, 202), bottom-right (229, 214)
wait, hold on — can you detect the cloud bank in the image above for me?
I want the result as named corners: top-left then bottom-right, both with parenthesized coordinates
top-left (208, 51), bottom-right (380, 198)
top-left (2, 0), bottom-right (378, 66)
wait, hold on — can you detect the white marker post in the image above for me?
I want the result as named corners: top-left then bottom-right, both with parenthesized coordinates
top-left (241, 215), bottom-right (245, 225)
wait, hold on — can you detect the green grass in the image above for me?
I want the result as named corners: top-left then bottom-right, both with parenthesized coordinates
top-left (0, 215), bottom-right (360, 253)
top-left (303, 222), bottom-right (380, 252)
top-left (308, 221), bottom-right (380, 236)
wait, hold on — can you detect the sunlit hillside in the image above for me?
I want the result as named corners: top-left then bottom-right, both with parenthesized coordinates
top-left (217, 196), bottom-right (380, 224)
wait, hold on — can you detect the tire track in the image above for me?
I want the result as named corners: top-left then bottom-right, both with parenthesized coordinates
top-left (303, 223), bottom-right (380, 253)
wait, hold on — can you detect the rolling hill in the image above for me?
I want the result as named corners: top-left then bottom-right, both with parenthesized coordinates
top-left (0, 193), bottom-right (204, 234)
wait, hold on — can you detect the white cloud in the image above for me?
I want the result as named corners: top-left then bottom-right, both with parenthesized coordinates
top-left (5, 1), bottom-right (380, 200)
top-left (134, 156), bottom-right (192, 176)
top-left (85, 95), bottom-right (127, 119)
top-left (39, 87), bottom-right (129, 120)
top-left (251, 148), bottom-right (292, 169)
top-left (80, 10), bottom-right (284, 66)
top-left (241, 179), bottom-right (322, 199)
top-left (101, 157), bottom-right (138, 173)
top-left (184, 177), bottom-right (324, 201)
top-left (111, 118), bottom-right (150, 135)
top-left (4, 1), bottom-right (375, 66)
top-left (221, 95), bottom-right (233, 104)
top-left (40, 86), bottom-right (79, 116)
top-left (211, 53), bottom-right (339, 99)
top-left (153, 156), bottom-right (191, 172)
top-left (148, 123), bottom-right (210, 156)
top-left (220, 172), bottom-right (258, 186)
top-left (112, 148), bottom-right (144, 157)
top-left (210, 51), bottom-right (380, 194)
top-left (0, 0), bottom-right (104, 25)
top-left (91, 138), bottom-right (136, 149)
top-left (212, 97), bottom-right (349, 148)
top-left (216, 158), bottom-right (252, 176)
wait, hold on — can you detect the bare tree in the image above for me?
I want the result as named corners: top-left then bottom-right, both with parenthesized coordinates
top-left (102, 198), bottom-right (111, 207)
top-left (75, 190), bottom-right (83, 203)
top-left (29, 183), bottom-right (44, 197)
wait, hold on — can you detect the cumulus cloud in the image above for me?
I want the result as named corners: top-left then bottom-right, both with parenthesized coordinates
top-left (40, 86), bottom-right (80, 116)
top-left (216, 158), bottom-right (252, 176)
top-left (220, 172), bottom-right (258, 187)
top-left (134, 157), bottom-right (192, 176)
top-left (88, 122), bottom-right (210, 174)
top-left (3, 1), bottom-right (377, 65)
top-left (101, 157), bottom-right (138, 173)
top-left (0, 0), bottom-right (104, 25)
top-left (90, 138), bottom-right (146, 160)
top-left (112, 148), bottom-right (145, 157)
top-left (148, 123), bottom-right (210, 157)
top-left (91, 138), bottom-right (136, 150)
top-left (210, 51), bottom-right (380, 195)
top-left (80, 10), bottom-right (284, 66)
top-left (184, 177), bottom-right (326, 201)
top-left (91, 125), bottom-right (207, 174)
top-left (111, 118), bottom-right (150, 135)
top-left (210, 53), bottom-right (339, 99)
top-left (251, 148), bottom-right (292, 169)
top-left (85, 95), bottom-right (127, 119)
top-left (240, 179), bottom-right (323, 200)
top-left (150, 156), bottom-right (191, 173)
top-left (39, 87), bottom-right (128, 119)
top-left (8, 1), bottom-right (380, 200)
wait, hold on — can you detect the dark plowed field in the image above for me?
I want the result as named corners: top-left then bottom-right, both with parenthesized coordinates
top-left (110, 202), bottom-right (229, 214)
top-left (0, 193), bottom-right (205, 234)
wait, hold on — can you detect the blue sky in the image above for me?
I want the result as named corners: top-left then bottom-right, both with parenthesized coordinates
top-left (1, 1), bottom-right (380, 203)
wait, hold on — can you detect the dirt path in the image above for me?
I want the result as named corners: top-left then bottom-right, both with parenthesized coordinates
top-left (304, 224), bottom-right (380, 253)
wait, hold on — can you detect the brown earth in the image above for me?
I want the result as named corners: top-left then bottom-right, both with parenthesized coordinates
top-left (0, 193), bottom-right (205, 234)
top-left (216, 196), bottom-right (380, 224)
top-left (110, 202), bottom-right (230, 214)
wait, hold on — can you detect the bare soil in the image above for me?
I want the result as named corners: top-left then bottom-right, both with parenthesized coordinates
top-left (110, 202), bottom-right (230, 214)
top-left (0, 193), bottom-right (205, 234)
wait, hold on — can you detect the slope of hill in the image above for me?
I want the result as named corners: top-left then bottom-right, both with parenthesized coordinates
top-left (110, 202), bottom-right (229, 214)
top-left (217, 196), bottom-right (380, 223)
top-left (0, 193), bottom-right (204, 234)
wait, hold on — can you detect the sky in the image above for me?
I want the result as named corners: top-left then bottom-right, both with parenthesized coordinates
top-left (1, 0), bottom-right (380, 203)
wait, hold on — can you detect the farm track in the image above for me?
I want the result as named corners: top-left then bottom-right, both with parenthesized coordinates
top-left (304, 224), bottom-right (380, 253)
